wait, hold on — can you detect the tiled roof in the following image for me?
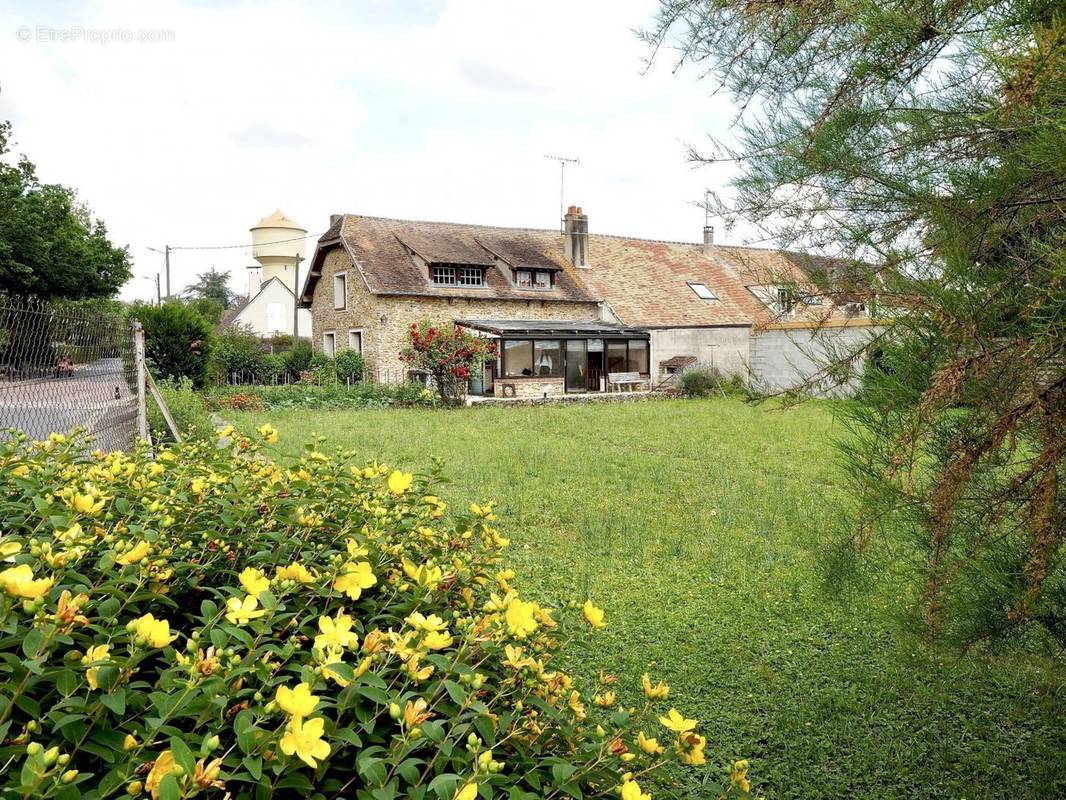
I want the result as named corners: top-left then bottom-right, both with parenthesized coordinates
top-left (302, 215), bottom-right (597, 304)
top-left (301, 213), bottom-right (852, 327)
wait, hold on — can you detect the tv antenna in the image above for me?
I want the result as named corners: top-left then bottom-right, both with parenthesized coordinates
top-left (545, 154), bottom-right (579, 232)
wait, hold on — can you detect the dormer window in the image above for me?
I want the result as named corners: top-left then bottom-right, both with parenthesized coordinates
top-left (777, 287), bottom-right (795, 313)
top-left (431, 265), bottom-right (485, 287)
top-left (515, 269), bottom-right (553, 290)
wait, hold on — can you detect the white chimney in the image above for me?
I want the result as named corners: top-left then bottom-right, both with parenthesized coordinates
top-left (564, 205), bottom-right (589, 268)
top-left (703, 225), bottom-right (714, 255)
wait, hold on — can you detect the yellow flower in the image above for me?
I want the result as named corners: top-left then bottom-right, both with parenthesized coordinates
top-left (387, 470), bottom-right (413, 495)
top-left (620, 778), bottom-right (652, 800)
top-left (594, 691), bottom-right (616, 707)
top-left (275, 562), bottom-right (314, 584)
top-left (239, 567), bottom-right (270, 596)
top-left (422, 630), bottom-right (453, 650)
top-left (315, 611), bottom-right (359, 651)
top-left (403, 697), bottom-right (431, 728)
top-left (189, 478), bottom-right (206, 495)
top-left (677, 732), bottom-right (706, 766)
top-left (123, 734), bottom-right (139, 751)
top-left (0, 539), bottom-right (22, 560)
top-left (637, 731), bottom-right (664, 755)
top-left (401, 558), bottom-right (442, 590)
top-left (145, 751), bottom-right (182, 800)
top-left (10, 464), bottom-right (29, 478)
top-left (0, 563), bottom-right (53, 599)
top-left (567, 690), bottom-right (586, 720)
top-left (658, 708), bottom-right (698, 734)
top-left (257, 424), bottom-right (279, 444)
top-left (504, 596), bottom-right (540, 639)
top-left (117, 540), bottom-right (151, 566)
top-left (82, 644), bottom-right (110, 690)
top-left (279, 716), bottom-right (330, 768)
top-left (334, 561), bottom-right (377, 599)
top-left (71, 492), bottom-right (104, 515)
top-left (217, 425), bottom-right (235, 438)
top-left (225, 595), bottom-right (266, 625)
top-left (454, 783), bottom-right (478, 800)
top-left (730, 759), bottom-right (750, 792)
top-left (582, 600), bottom-right (606, 629)
top-left (131, 613), bottom-right (177, 648)
top-left (275, 682), bottom-right (320, 719)
top-left (406, 611), bottom-right (448, 632)
top-left (642, 673), bottom-right (670, 700)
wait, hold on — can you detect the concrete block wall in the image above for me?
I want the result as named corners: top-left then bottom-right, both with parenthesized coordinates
top-left (749, 324), bottom-right (881, 396)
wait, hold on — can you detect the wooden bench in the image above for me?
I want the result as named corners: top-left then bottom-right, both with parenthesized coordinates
top-left (607, 371), bottom-right (646, 392)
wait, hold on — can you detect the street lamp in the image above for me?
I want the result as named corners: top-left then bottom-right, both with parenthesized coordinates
top-left (139, 275), bottom-right (161, 306)
top-left (146, 245), bottom-right (171, 299)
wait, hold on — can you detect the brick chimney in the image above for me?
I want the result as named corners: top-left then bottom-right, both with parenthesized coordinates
top-left (703, 225), bottom-right (714, 255)
top-left (329, 214), bottom-right (343, 228)
top-left (564, 205), bottom-right (589, 268)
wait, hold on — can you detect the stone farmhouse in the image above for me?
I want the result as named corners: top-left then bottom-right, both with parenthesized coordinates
top-left (298, 206), bottom-right (876, 397)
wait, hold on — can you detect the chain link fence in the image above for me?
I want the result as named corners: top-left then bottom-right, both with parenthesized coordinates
top-left (0, 297), bottom-right (141, 451)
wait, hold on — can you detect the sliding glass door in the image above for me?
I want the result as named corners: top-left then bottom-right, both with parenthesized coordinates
top-left (565, 340), bottom-right (586, 392)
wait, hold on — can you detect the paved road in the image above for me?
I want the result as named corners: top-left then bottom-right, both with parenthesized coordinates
top-left (0, 357), bottom-right (137, 450)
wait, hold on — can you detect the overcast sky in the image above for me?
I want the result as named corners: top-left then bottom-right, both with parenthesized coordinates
top-left (0, 0), bottom-right (754, 303)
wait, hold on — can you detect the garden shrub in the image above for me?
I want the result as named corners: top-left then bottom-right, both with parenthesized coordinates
top-left (0, 430), bottom-right (746, 800)
top-left (148, 377), bottom-right (216, 443)
top-left (212, 327), bottom-right (267, 385)
top-left (284, 341), bottom-right (313, 376)
top-left (206, 383), bottom-right (435, 411)
top-left (675, 367), bottom-right (741, 398)
top-left (131, 302), bottom-right (214, 389)
top-left (334, 350), bottom-right (367, 383)
top-left (213, 392), bottom-right (265, 412)
top-left (400, 322), bottom-right (496, 406)
top-left (307, 354), bottom-right (337, 385)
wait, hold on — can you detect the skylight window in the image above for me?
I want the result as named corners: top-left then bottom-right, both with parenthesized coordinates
top-left (688, 282), bottom-right (718, 300)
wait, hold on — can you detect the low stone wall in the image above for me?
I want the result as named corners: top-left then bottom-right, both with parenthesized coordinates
top-left (470, 390), bottom-right (677, 408)
top-left (492, 377), bottom-right (565, 398)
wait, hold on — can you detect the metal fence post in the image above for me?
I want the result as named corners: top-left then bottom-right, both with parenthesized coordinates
top-left (132, 321), bottom-right (148, 441)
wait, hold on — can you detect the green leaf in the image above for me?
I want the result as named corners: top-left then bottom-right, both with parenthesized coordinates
top-left (443, 680), bottom-right (466, 705)
top-left (242, 755), bottom-right (263, 780)
top-left (169, 735), bottom-right (196, 776)
top-left (551, 762), bottom-right (578, 787)
top-left (428, 773), bottom-right (460, 800)
top-left (159, 774), bottom-right (182, 800)
top-left (21, 627), bottom-right (44, 659)
top-left (357, 752), bottom-right (387, 786)
top-left (100, 687), bottom-right (126, 715)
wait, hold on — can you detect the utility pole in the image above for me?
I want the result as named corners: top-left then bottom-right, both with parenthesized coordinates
top-left (164, 244), bottom-right (171, 299)
top-left (155, 273), bottom-right (162, 306)
top-left (544, 154), bottom-right (579, 232)
top-left (293, 254), bottom-right (303, 340)
top-left (147, 246), bottom-right (172, 300)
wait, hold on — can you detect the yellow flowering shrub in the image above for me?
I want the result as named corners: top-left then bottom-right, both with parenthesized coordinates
top-left (0, 429), bottom-right (749, 800)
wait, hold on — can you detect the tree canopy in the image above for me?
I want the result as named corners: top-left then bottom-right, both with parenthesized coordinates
top-left (645, 1), bottom-right (1065, 645)
top-left (183, 267), bottom-right (235, 309)
top-left (0, 120), bottom-right (130, 300)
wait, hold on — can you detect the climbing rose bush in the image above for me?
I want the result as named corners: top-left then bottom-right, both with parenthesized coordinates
top-left (400, 321), bottom-right (497, 406)
top-left (0, 429), bottom-right (749, 800)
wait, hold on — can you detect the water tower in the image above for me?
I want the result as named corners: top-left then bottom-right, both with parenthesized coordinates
top-left (249, 210), bottom-right (307, 295)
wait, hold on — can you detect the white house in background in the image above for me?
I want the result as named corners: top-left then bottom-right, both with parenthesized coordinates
top-left (221, 209), bottom-right (311, 338)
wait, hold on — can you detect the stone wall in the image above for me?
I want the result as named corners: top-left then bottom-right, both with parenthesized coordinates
top-left (309, 248), bottom-right (601, 383)
top-left (492, 377), bottom-right (565, 398)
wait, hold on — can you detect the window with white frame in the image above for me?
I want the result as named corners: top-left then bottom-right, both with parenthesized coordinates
top-left (515, 269), bottom-right (553, 289)
top-left (348, 330), bottom-right (362, 353)
top-left (431, 266), bottom-right (456, 285)
top-left (322, 331), bottom-right (336, 356)
top-left (459, 267), bottom-right (484, 286)
top-left (333, 273), bottom-right (347, 310)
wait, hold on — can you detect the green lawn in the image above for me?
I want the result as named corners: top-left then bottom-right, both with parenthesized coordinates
top-left (233, 398), bottom-right (1065, 799)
